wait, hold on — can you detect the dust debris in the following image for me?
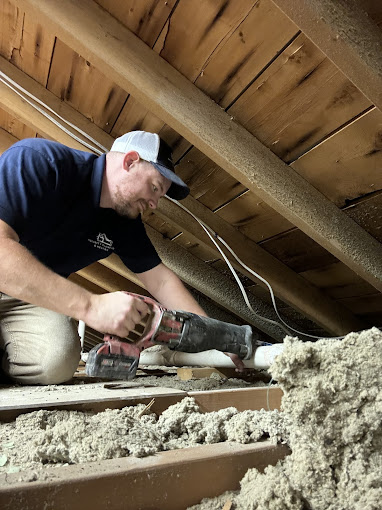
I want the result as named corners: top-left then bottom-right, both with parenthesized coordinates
top-left (0, 397), bottom-right (284, 479)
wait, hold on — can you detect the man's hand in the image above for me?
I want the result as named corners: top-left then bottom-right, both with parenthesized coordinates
top-left (85, 292), bottom-right (149, 337)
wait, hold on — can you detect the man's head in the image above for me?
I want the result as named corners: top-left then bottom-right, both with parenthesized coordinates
top-left (105, 131), bottom-right (190, 219)
top-left (111, 131), bottom-right (189, 200)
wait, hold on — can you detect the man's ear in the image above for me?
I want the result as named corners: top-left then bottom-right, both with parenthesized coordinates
top-left (123, 151), bottom-right (140, 170)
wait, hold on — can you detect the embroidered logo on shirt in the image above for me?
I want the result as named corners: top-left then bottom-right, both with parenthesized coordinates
top-left (88, 233), bottom-right (115, 252)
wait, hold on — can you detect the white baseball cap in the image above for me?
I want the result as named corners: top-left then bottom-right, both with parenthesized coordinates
top-left (111, 131), bottom-right (190, 199)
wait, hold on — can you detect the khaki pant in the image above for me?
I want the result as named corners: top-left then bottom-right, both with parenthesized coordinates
top-left (0, 293), bottom-right (81, 385)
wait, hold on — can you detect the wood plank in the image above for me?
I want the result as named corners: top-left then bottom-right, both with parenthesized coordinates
top-left (155, 0), bottom-right (254, 82)
top-left (68, 273), bottom-right (106, 294)
top-left (272, 0), bottom-right (382, 113)
top-left (0, 77), bottom-right (93, 151)
top-left (18, 0), bottom-right (382, 292)
top-left (47, 39), bottom-right (128, 132)
top-left (0, 382), bottom-right (186, 418)
top-left (291, 107), bottom-right (382, 207)
top-left (0, 441), bottom-right (289, 510)
top-left (216, 190), bottom-right (294, 242)
top-left (173, 231), bottom-right (220, 263)
top-left (0, 1), bottom-right (55, 83)
top-left (142, 210), bottom-right (181, 240)
top-left (195, 0), bottom-right (298, 107)
top-left (355, 311), bottom-right (382, 326)
top-left (0, 55), bottom-right (114, 149)
top-left (0, 386), bottom-right (283, 420)
top-left (190, 387), bottom-right (283, 412)
top-left (175, 147), bottom-right (246, 210)
top-left (229, 33), bottom-right (371, 162)
top-left (111, 95), bottom-right (165, 140)
top-left (76, 262), bottom-right (147, 295)
top-left (338, 293), bottom-right (382, 318)
top-left (95, 0), bottom-right (177, 48)
top-left (300, 261), bottom-right (378, 300)
top-left (259, 228), bottom-right (338, 273)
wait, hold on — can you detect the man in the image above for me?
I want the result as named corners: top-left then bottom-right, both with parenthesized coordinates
top-left (0, 131), bottom-right (207, 385)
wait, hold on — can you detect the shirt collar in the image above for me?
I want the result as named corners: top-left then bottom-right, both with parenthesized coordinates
top-left (91, 153), bottom-right (106, 207)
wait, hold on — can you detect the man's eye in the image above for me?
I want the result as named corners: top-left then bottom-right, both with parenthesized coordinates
top-left (153, 185), bottom-right (158, 192)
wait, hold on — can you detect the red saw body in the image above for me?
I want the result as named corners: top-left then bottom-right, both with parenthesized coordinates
top-left (85, 292), bottom-right (254, 380)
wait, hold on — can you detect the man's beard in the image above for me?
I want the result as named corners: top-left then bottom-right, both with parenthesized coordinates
top-left (114, 188), bottom-right (139, 219)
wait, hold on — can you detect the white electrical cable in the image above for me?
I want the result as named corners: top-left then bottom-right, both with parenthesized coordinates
top-left (0, 68), bottom-right (344, 340)
top-left (0, 71), bottom-right (107, 154)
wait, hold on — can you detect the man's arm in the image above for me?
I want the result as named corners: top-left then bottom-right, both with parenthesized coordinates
top-left (138, 262), bottom-right (245, 371)
top-left (0, 219), bottom-right (149, 337)
top-left (137, 262), bottom-right (207, 316)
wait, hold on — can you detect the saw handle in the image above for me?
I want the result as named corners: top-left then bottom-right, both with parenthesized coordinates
top-left (104, 292), bottom-right (166, 348)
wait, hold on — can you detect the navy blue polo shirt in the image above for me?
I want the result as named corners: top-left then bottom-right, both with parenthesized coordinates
top-left (0, 139), bottom-right (161, 277)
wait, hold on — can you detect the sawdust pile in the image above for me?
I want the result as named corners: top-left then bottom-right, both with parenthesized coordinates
top-left (188, 327), bottom-right (382, 510)
top-left (0, 397), bottom-right (284, 476)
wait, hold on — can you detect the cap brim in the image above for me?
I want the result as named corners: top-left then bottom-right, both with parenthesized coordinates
top-left (152, 162), bottom-right (190, 200)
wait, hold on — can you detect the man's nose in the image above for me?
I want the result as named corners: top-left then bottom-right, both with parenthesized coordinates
top-left (148, 197), bottom-right (159, 209)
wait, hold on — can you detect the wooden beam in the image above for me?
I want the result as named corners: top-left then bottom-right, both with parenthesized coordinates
top-left (0, 441), bottom-right (288, 510)
top-left (271, 0), bottom-right (382, 113)
top-left (0, 58), bottom-right (365, 334)
top-left (17, 0), bottom-right (382, 294)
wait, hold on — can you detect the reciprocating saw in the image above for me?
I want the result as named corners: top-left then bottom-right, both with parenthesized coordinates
top-left (85, 292), bottom-right (255, 380)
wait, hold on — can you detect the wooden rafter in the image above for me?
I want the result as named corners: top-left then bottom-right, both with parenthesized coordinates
top-left (0, 56), bottom-right (366, 334)
top-left (16, 0), bottom-right (382, 295)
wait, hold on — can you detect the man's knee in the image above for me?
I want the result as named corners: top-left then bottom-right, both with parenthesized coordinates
top-left (36, 336), bottom-right (81, 385)
top-left (2, 314), bottom-right (81, 385)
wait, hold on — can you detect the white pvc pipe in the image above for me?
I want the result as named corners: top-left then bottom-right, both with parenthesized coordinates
top-left (139, 343), bottom-right (285, 370)
top-left (78, 320), bottom-right (86, 351)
